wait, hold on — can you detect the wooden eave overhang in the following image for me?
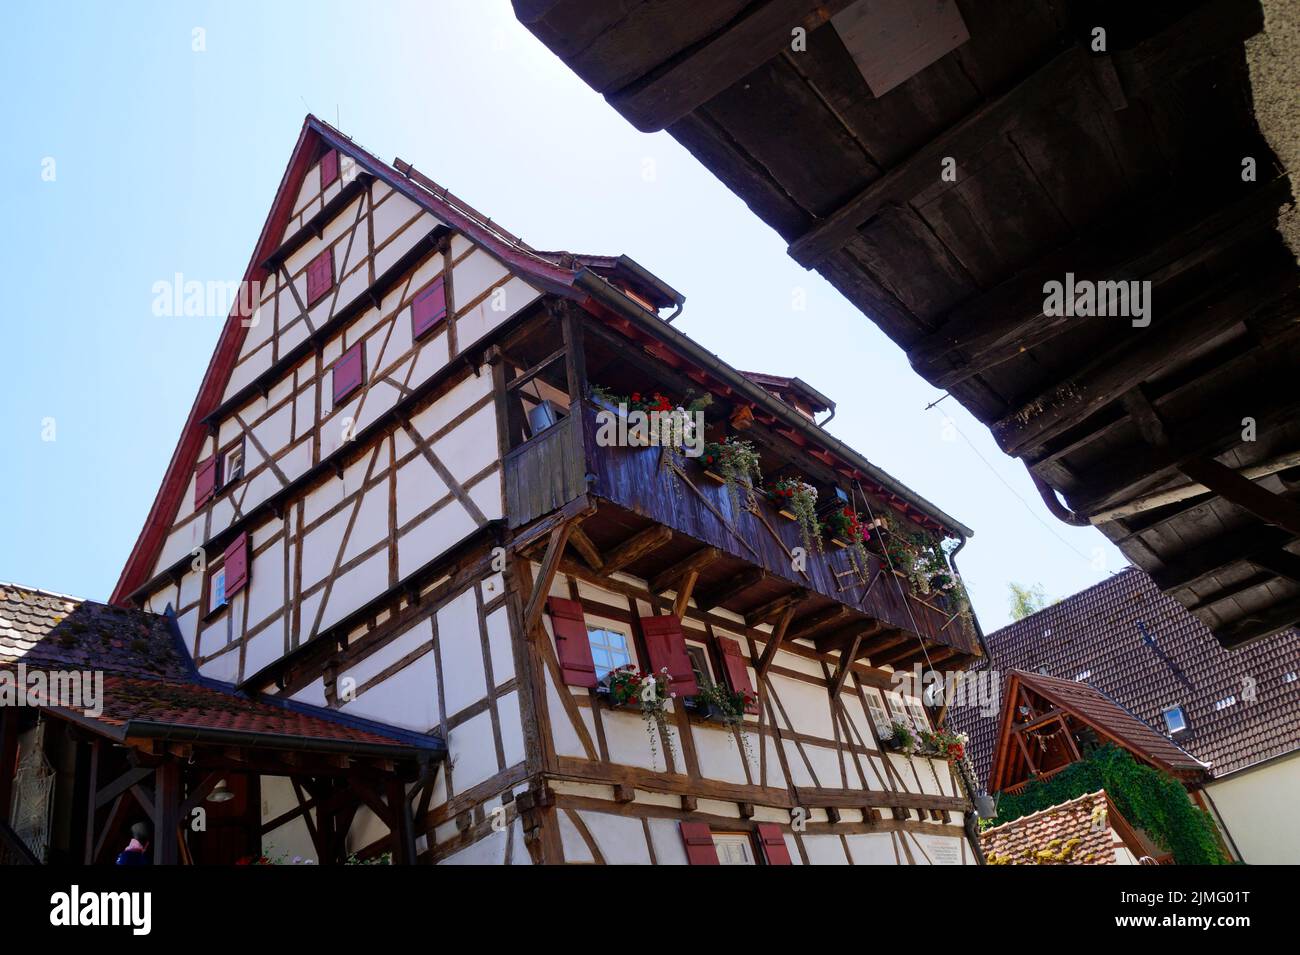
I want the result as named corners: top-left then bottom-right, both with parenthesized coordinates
top-left (515, 0), bottom-right (1300, 650)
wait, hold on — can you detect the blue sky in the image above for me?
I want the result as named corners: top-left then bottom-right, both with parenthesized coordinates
top-left (0, 1), bottom-right (1124, 628)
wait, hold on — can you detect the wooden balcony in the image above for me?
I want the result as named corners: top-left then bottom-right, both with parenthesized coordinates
top-left (505, 402), bottom-right (982, 667)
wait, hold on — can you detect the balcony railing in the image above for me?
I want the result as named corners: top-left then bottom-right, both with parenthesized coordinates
top-left (506, 401), bottom-right (980, 658)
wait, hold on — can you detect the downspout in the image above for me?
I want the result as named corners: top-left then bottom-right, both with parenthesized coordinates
top-left (1031, 471), bottom-right (1089, 526)
top-left (947, 531), bottom-right (993, 864)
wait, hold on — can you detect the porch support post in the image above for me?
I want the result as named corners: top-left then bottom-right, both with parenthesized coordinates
top-left (386, 779), bottom-right (418, 865)
top-left (0, 707), bottom-right (18, 827)
top-left (153, 759), bottom-right (182, 865)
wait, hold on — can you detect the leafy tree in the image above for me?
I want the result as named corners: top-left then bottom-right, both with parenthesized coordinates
top-left (1008, 582), bottom-right (1051, 621)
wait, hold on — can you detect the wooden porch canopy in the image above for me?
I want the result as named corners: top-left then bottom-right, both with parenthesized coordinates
top-left (514, 0), bottom-right (1300, 649)
top-left (988, 669), bottom-right (1208, 795)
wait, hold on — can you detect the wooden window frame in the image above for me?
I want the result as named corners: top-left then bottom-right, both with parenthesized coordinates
top-left (218, 436), bottom-right (245, 492)
top-left (710, 830), bottom-right (759, 866)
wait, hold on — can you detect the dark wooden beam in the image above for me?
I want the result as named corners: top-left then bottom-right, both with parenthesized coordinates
top-left (568, 525), bottom-right (605, 572)
top-left (650, 546), bottom-right (721, 594)
top-left (788, 45), bottom-right (1096, 268)
top-left (830, 632), bottom-right (865, 699)
top-left (152, 760), bottom-right (181, 866)
top-left (522, 522), bottom-right (574, 636)
top-left (912, 177), bottom-right (1294, 390)
top-left (814, 620), bottom-right (884, 655)
top-left (787, 605), bottom-right (851, 642)
top-left (1179, 457), bottom-right (1300, 538)
top-left (600, 525), bottom-right (673, 577)
top-left (756, 604), bottom-right (798, 679)
top-left (695, 568), bottom-right (765, 611)
top-left (1150, 524), bottom-right (1293, 592)
top-left (672, 571), bottom-right (700, 621)
top-left (1215, 593), bottom-right (1300, 649)
top-left (607, 0), bottom-right (855, 132)
top-left (743, 588), bottom-right (810, 627)
top-left (1249, 550), bottom-right (1300, 584)
top-left (993, 261), bottom-right (1290, 457)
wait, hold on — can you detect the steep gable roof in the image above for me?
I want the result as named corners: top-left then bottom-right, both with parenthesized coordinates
top-left (988, 668), bottom-right (1208, 793)
top-left (112, 116), bottom-right (977, 608)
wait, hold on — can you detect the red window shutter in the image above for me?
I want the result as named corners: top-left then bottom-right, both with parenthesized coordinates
top-left (306, 249), bottom-right (334, 305)
top-left (194, 456), bottom-right (219, 507)
top-left (679, 822), bottom-right (719, 865)
top-left (223, 533), bottom-right (249, 596)
top-left (411, 277), bottom-right (447, 340)
top-left (717, 637), bottom-right (759, 714)
top-left (332, 342), bottom-right (365, 405)
top-left (319, 149), bottom-right (339, 188)
top-left (640, 616), bottom-right (698, 696)
top-left (756, 823), bottom-right (792, 865)
top-left (547, 596), bottom-right (597, 688)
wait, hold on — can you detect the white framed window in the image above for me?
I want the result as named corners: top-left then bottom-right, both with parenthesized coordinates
top-left (1284, 671), bottom-right (1297, 684)
top-left (864, 688), bottom-right (892, 738)
top-left (587, 627), bottom-right (632, 680)
top-left (1162, 705), bottom-right (1187, 734)
top-left (1075, 669), bottom-right (1092, 682)
top-left (905, 696), bottom-right (930, 733)
top-left (221, 442), bottom-right (245, 486)
top-left (209, 568), bottom-right (227, 615)
top-left (686, 645), bottom-right (714, 690)
top-left (1214, 695), bottom-right (1236, 712)
top-left (712, 832), bottom-right (757, 865)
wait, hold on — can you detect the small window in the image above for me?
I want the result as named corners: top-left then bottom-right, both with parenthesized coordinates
top-left (905, 696), bottom-right (930, 733)
top-left (1284, 671), bottom-right (1297, 684)
top-left (220, 440), bottom-right (245, 488)
top-left (711, 832), bottom-right (757, 866)
top-left (1214, 695), bottom-right (1237, 711)
top-left (1162, 705), bottom-right (1187, 735)
top-left (209, 568), bottom-right (227, 615)
top-left (1075, 669), bottom-right (1092, 682)
top-left (686, 645), bottom-right (713, 690)
top-left (865, 689), bottom-right (892, 738)
top-left (587, 627), bottom-right (632, 681)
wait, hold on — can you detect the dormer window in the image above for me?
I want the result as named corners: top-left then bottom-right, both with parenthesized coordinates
top-left (1162, 705), bottom-right (1187, 735)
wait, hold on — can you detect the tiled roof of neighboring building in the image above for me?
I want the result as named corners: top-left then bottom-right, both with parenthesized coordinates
top-left (981, 790), bottom-right (1140, 865)
top-left (952, 568), bottom-right (1300, 786)
top-left (0, 581), bottom-right (441, 758)
top-left (0, 581), bottom-right (190, 679)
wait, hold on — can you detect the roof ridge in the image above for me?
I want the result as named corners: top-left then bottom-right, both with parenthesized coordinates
top-left (0, 580), bottom-right (86, 603)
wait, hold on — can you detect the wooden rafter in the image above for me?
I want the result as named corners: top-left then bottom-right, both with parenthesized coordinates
top-left (649, 545), bottom-right (720, 594)
top-left (600, 525), bottom-right (672, 577)
top-left (606, 0), bottom-right (855, 132)
top-left (755, 604), bottom-right (798, 679)
top-left (567, 524), bottom-right (605, 572)
top-left (743, 588), bottom-right (809, 627)
top-left (696, 568), bottom-right (765, 611)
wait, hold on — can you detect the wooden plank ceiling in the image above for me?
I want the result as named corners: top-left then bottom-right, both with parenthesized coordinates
top-left (515, 0), bottom-right (1300, 650)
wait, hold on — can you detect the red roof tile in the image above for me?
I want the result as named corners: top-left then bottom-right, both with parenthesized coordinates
top-left (981, 790), bottom-right (1142, 865)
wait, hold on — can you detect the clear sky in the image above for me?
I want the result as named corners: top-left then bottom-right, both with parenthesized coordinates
top-left (0, 0), bottom-right (1124, 629)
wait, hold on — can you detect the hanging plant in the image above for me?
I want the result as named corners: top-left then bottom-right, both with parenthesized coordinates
top-left (589, 384), bottom-right (711, 489)
top-left (769, 478), bottom-right (822, 553)
top-left (920, 727), bottom-right (968, 762)
top-left (693, 680), bottom-right (757, 766)
top-left (701, 436), bottom-right (762, 511)
top-left (601, 664), bottom-right (677, 769)
top-left (883, 720), bottom-right (917, 755)
top-left (824, 506), bottom-right (872, 579)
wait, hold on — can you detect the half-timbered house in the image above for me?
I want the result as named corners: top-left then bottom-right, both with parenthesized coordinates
top-left (90, 116), bottom-right (989, 864)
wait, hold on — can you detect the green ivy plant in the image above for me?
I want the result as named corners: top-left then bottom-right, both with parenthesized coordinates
top-left (986, 745), bottom-right (1227, 865)
top-left (701, 436), bottom-right (762, 512)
